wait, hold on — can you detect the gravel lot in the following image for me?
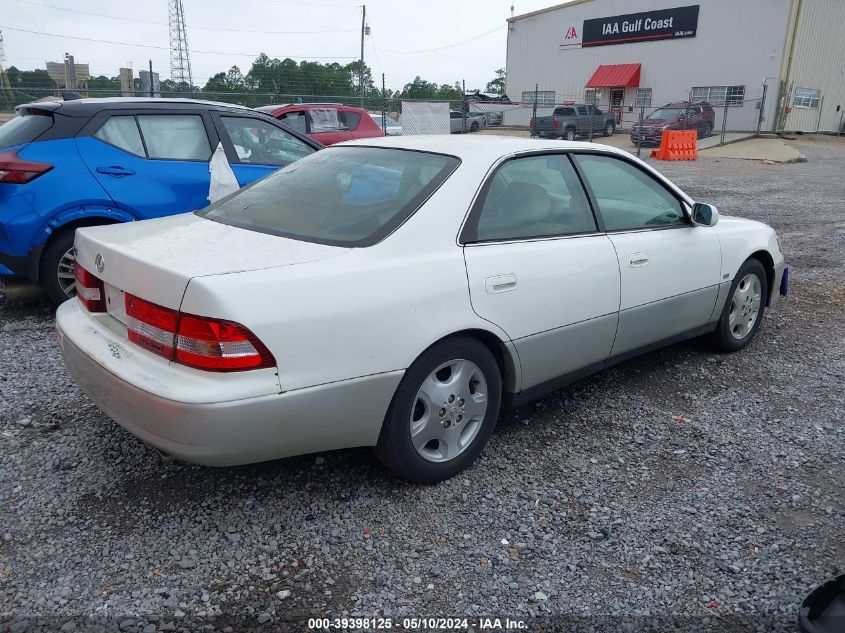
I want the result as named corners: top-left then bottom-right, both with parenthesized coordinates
top-left (1, 136), bottom-right (843, 633)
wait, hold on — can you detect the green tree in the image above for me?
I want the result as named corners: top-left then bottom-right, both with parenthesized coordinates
top-left (86, 75), bottom-right (121, 97)
top-left (485, 68), bottom-right (506, 95)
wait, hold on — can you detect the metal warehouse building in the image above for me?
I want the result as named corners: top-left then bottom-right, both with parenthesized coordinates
top-left (504, 0), bottom-right (845, 134)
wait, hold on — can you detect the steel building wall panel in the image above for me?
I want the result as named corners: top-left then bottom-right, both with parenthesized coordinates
top-left (505, 0), bottom-right (793, 129)
top-left (785, 0), bottom-right (845, 133)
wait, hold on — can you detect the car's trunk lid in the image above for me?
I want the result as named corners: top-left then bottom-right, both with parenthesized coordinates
top-left (74, 212), bottom-right (348, 311)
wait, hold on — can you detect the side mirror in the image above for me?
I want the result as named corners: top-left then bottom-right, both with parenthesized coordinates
top-left (692, 202), bottom-right (719, 226)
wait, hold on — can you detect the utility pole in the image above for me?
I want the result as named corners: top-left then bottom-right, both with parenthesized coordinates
top-left (360, 4), bottom-right (366, 107)
top-left (149, 60), bottom-right (154, 98)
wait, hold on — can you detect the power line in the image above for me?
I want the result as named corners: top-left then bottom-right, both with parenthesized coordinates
top-left (0, 25), bottom-right (358, 59)
top-left (379, 25), bottom-right (505, 54)
top-left (10, 0), bottom-right (357, 34)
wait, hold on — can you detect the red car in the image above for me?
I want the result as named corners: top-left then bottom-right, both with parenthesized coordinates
top-left (256, 103), bottom-right (384, 146)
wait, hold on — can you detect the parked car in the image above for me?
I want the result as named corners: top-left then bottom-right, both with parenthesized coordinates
top-left (368, 111), bottom-right (402, 135)
top-left (0, 98), bottom-right (321, 304)
top-left (531, 104), bottom-right (616, 140)
top-left (257, 103), bottom-right (384, 145)
top-left (450, 110), bottom-right (487, 134)
top-left (630, 101), bottom-right (716, 146)
top-left (57, 136), bottom-right (787, 483)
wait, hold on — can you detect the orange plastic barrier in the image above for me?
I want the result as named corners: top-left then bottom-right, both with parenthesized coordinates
top-left (650, 130), bottom-right (698, 161)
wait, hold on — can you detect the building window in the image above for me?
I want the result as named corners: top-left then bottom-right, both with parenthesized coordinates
top-left (635, 88), bottom-right (652, 107)
top-left (522, 90), bottom-right (555, 106)
top-left (691, 85), bottom-right (745, 106)
top-left (793, 87), bottom-right (821, 108)
top-left (584, 88), bottom-right (598, 104)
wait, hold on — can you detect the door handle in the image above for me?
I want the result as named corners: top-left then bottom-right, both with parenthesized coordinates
top-left (628, 252), bottom-right (649, 268)
top-left (96, 166), bottom-right (135, 177)
top-left (485, 274), bottom-right (517, 294)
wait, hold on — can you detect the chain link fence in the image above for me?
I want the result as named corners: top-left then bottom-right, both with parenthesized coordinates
top-left (2, 79), bottom-right (818, 146)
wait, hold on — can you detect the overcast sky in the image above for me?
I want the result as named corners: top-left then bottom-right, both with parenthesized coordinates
top-left (2, 0), bottom-right (568, 91)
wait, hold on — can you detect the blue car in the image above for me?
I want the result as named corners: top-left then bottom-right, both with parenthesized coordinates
top-left (0, 98), bottom-right (321, 304)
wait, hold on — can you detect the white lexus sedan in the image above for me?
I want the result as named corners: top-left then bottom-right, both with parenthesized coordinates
top-left (56, 136), bottom-right (787, 483)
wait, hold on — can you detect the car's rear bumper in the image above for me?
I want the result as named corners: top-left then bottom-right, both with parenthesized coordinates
top-left (0, 246), bottom-right (41, 280)
top-left (56, 300), bottom-right (403, 466)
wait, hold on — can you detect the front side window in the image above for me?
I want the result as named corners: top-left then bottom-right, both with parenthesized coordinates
top-left (136, 115), bottom-right (211, 160)
top-left (470, 154), bottom-right (596, 242)
top-left (794, 87), bottom-right (820, 108)
top-left (574, 154), bottom-right (684, 231)
top-left (220, 116), bottom-right (314, 166)
top-left (201, 147), bottom-right (459, 246)
top-left (94, 116), bottom-right (145, 156)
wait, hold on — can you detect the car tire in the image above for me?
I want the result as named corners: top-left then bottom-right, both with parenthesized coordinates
top-left (703, 122), bottom-right (713, 138)
top-left (375, 336), bottom-right (502, 484)
top-left (603, 122), bottom-right (615, 137)
top-left (708, 258), bottom-right (768, 353)
top-left (40, 230), bottom-right (77, 306)
top-left (565, 128), bottom-right (576, 141)
top-left (471, 121), bottom-right (479, 132)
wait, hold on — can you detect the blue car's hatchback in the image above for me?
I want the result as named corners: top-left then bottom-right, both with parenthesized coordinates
top-left (0, 98), bottom-right (321, 304)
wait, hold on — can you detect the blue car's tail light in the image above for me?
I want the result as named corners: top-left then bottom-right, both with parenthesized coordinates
top-left (0, 150), bottom-right (53, 184)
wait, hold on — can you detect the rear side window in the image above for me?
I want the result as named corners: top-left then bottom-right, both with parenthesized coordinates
top-left (136, 115), bottom-right (211, 160)
top-left (471, 154), bottom-right (596, 242)
top-left (201, 147), bottom-right (459, 247)
top-left (342, 111), bottom-right (361, 130)
top-left (94, 116), bottom-right (145, 156)
top-left (307, 108), bottom-right (341, 132)
top-left (0, 112), bottom-right (53, 149)
top-left (556, 107), bottom-right (575, 116)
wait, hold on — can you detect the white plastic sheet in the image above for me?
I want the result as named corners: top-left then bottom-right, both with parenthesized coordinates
top-left (207, 142), bottom-right (240, 204)
top-left (308, 107), bottom-right (341, 132)
top-left (400, 101), bottom-right (450, 135)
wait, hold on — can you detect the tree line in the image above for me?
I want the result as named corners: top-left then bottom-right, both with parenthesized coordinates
top-left (1, 54), bottom-right (506, 110)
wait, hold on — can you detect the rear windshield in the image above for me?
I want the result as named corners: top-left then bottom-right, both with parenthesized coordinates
top-left (0, 112), bottom-right (54, 150)
top-left (200, 146), bottom-right (459, 247)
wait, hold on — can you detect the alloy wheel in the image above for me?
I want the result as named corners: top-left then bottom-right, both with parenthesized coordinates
top-left (57, 247), bottom-right (77, 299)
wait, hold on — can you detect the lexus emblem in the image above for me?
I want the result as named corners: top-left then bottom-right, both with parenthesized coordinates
top-left (95, 253), bottom-right (105, 273)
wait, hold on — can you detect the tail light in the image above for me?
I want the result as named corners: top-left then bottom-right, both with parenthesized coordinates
top-left (552, 119), bottom-right (559, 129)
top-left (176, 315), bottom-right (275, 371)
top-left (74, 262), bottom-right (106, 312)
top-left (124, 293), bottom-right (275, 372)
top-left (126, 295), bottom-right (177, 358)
top-left (0, 150), bottom-right (53, 184)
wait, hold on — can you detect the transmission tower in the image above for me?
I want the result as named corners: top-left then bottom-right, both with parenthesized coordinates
top-left (168, 0), bottom-right (193, 90)
top-left (0, 30), bottom-right (11, 109)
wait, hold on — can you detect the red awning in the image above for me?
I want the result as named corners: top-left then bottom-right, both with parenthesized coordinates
top-left (585, 63), bottom-right (641, 88)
